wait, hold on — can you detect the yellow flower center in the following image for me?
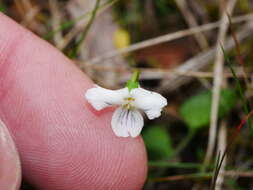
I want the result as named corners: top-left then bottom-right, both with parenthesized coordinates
top-left (123, 97), bottom-right (135, 110)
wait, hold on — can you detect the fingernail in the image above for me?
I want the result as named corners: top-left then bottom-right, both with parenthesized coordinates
top-left (0, 119), bottom-right (21, 190)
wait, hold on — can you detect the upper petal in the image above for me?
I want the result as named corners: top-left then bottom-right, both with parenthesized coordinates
top-left (85, 85), bottom-right (129, 110)
top-left (131, 87), bottom-right (167, 119)
top-left (111, 107), bottom-right (144, 138)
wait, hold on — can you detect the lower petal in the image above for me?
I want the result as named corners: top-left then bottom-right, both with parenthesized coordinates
top-left (145, 109), bottom-right (162, 120)
top-left (111, 107), bottom-right (144, 138)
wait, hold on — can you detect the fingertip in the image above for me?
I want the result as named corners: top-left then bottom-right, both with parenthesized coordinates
top-left (0, 13), bottom-right (147, 190)
top-left (116, 137), bottom-right (147, 190)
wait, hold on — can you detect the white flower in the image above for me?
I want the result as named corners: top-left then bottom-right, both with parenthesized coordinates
top-left (85, 85), bottom-right (167, 138)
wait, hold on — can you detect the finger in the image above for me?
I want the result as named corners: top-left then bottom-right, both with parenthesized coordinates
top-left (0, 13), bottom-right (147, 190)
top-left (0, 119), bottom-right (21, 190)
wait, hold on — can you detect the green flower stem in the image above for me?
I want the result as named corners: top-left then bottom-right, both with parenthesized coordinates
top-left (127, 69), bottom-right (140, 91)
top-left (149, 169), bottom-right (253, 182)
top-left (221, 45), bottom-right (253, 134)
top-left (169, 130), bottom-right (196, 159)
top-left (69, 0), bottom-right (101, 58)
top-left (148, 172), bottom-right (213, 182)
top-left (131, 69), bottom-right (140, 83)
top-left (44, 0), bottom-right (118, 40)
top-left (148, 161), bottom-right (213, 169)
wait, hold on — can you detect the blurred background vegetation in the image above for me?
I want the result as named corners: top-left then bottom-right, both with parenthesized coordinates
top-left (1, 0), bottom-right (253, 189)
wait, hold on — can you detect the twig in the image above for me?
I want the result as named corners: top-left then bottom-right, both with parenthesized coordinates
top-left (175, 0), bottom-right (209, 49)
top-left (204, 0), bottom-right (237, 168)
top-left (85, 13), bottom-right (253, 64)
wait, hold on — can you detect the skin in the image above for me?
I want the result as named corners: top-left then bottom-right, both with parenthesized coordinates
top-left (0, 13), bottom-right (147, 190)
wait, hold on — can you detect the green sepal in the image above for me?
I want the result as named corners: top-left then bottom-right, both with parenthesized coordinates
top-left (127, 80), bottom-right (139, 91)
top-left (126, 69), bottom-right (140, 92)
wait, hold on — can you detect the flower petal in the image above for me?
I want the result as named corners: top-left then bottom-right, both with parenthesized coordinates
top-left (131, 87), bottom-right (167, 119)
top-left (111, 107), bottom-right (144, 138)
top-left (85, 85), bottom-right (129, 110)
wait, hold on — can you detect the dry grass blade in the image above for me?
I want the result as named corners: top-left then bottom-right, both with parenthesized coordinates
top-left (210, 109), bottom-right (253, 189)
top-left (49, 0), bottom-right (63, 48)
top-left (69, 0), bottom-right (101, 58)
top-left (59, 0), bottom-right (119, 50)
top-left (213, 122), bottom-right (227, 190)
top-left (151, 170), bottom-right (253, 182)
top-left (119, 68), bottom-right (250, 82)
top-left (158, 22), bottom-right (253, 93)
top-left (227, 13), bottom-right (252, 92)
top-left (204, 0), bottom-right (237, 171)
top-left (175, 0), bottom-right (209, 50)
top-left (86, 13), bottom-right (253, 64)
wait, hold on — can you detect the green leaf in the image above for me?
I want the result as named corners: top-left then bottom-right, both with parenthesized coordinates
top-left (154, 0), bottom-right (177, 16)
top-left (180, 89), bottom-right (237, 130)
top-left (143, 126), bottom-right (173, 160)
top-left (0, 3), bottom-right (6, 13)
